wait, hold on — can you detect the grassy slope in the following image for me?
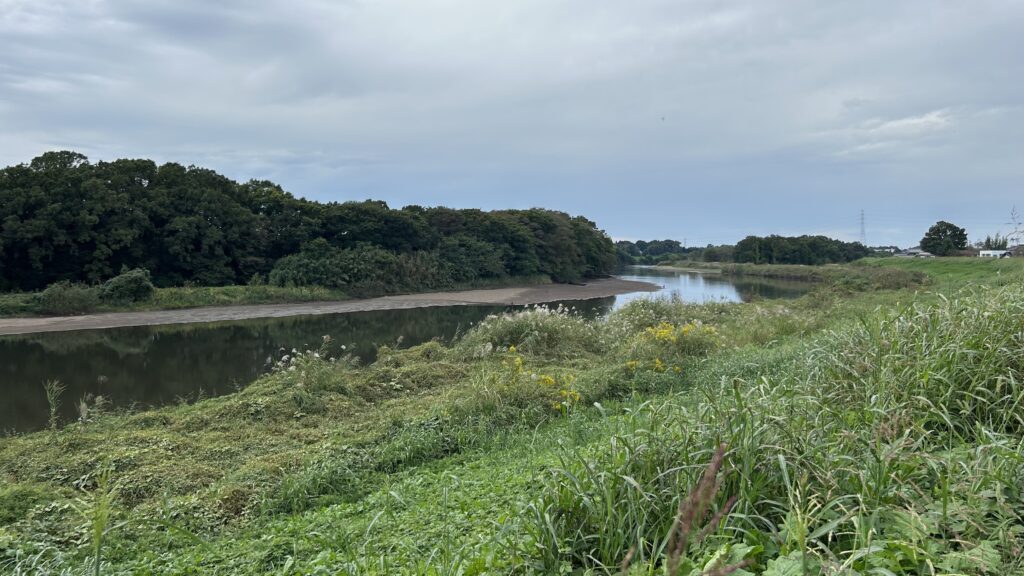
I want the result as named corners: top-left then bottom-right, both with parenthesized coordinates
top-left (2, 259), bottom-right (1024, 574)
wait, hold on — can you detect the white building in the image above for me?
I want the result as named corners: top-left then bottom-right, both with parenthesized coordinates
top-left (896, 248), bottom-right (935, 258)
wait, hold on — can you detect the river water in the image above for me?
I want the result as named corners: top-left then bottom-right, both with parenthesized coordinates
top-left (0, 267), bottom-right (811, 433)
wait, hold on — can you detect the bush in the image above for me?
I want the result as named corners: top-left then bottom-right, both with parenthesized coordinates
top-left (458, 305), bottom-right (604, 359)
top-left (99, 268), bottom-right (155, 304)
top-left (38, 281), bottom-right (99, 315)
top-left (607, 296), bottom-right (735, 338)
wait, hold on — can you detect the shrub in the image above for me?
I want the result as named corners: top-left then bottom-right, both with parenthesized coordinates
top-left (458, 305), bottom-right (604, 359)
top-left (38, 281), bottom-right (99, 315)
top-left (607, 296), bottom-right (735, 341)
top-left (99, 268), bottom-right (155, 304)
top-left (607, 296), bottom-right (691, 334)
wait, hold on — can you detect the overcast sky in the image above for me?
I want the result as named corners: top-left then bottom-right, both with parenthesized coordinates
top-left (2, 1), bottom-right (1022, 246)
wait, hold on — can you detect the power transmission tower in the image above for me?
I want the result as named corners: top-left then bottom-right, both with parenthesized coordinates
top-left (859, 209), bottom-right (867, 246)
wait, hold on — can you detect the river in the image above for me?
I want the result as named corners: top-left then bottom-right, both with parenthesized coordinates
top-left (0, 267), bottom-right (811, 433)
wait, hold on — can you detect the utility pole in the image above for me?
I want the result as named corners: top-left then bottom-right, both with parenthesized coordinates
top-left (859, 209), bottom-right (867, 246)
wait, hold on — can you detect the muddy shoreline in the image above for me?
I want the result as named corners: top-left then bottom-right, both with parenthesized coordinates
top-left (0, 278), bottom-right (658, 336)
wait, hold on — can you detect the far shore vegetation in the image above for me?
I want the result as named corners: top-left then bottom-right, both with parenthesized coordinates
top-left (0, 272), bottom-right (554, 318)
top-left (0, 151), bottom-right (615, 317)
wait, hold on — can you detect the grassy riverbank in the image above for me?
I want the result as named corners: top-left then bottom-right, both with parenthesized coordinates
top-left (667, 257), bottom-right (1024, 289)
top-left (0, 285), bottom-right (349, 318)
top-left (0, 276), bottom-right (553, 319)
top-left (855, 256), bottom-right (1024, 286)
top-left (2, 261), bottom-right (1023, 574)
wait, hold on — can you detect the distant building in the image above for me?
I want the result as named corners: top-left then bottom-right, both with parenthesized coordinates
top-left (979, 250), bottom-right (1012, 258)
top-left (895, 247), bottom-right (935, 258)
top-left (871, 246), bottom-right (900, 254)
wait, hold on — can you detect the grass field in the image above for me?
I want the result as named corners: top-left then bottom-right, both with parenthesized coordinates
top-left (2, 258), bottom-right (1023, 574)
top-left (856, 256), bottom-right (1024, 285)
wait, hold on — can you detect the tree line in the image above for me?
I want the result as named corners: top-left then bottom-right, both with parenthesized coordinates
top-left (614, 239), bottom-right (696, 265)
top-left (616, 236), bottom-right (869, 266)
top-left (733, 235), bottom-right (869, 265)
top-left (617, 235), bottom-right (870, 266)
top-left (0, 151), bottom-right (617, 293)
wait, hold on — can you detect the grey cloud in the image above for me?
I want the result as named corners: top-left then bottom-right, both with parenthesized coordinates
top-left (1, 0), bottom-right (1022, 246)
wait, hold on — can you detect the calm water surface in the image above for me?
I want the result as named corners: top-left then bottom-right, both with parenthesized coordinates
top-left (614, 266), bottom-right (813, 307)
top-left (1, 267), bottom-right (810, 432)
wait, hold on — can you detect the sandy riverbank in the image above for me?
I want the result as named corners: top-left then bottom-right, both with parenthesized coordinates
top-left (0, 278), bottom-right (658, 336)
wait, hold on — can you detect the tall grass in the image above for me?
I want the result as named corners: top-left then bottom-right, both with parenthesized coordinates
top-left (43, 380), bottom-right (65, 431)
top-left (72, 466), bottom-right (120, 576)
top-left (457, 304), bottom-right (605, 360)
top-left (515, 285), bottom-right (1024, 573)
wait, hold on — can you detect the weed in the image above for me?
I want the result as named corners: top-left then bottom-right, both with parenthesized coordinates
top-left (43, 380), bottom-right (65, 431)
top-left (72, 465), bottom-right (122, 576)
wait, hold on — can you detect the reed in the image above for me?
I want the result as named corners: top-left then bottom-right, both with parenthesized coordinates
top-left (42, 380), bottom-right (65, 431)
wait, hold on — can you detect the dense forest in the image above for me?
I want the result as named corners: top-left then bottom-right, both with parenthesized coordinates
top-left (0, 152), bottom-right (617, 293)
top-left (734, 234), bottom-right (869, 265)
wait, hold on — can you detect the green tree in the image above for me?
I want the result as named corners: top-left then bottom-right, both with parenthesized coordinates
top-left (701, 244), bottom-right (734, 263)
top-left (733, 235), bottom-right (868, 265)
top-left (0, 151), bottom-right (618, 292)
top-left (982, 234), bottom-right (1009, 250)
top-left (920, 221), bottom-right (968, 256)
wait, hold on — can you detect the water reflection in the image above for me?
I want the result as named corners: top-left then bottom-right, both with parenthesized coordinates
top-left (0, 305), bottom-right (511, 433)
top-left (614, 266), bottom-right (811, 307)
